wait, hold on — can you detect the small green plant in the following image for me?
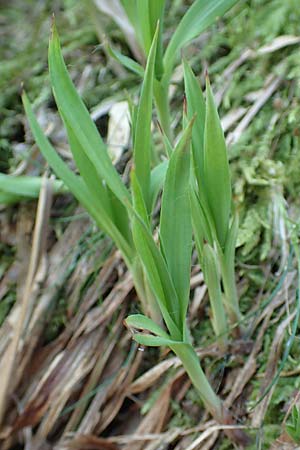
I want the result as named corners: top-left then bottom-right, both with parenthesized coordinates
top-left (105, 0), bottom-right (239, 140)
top-left (183, 61), bottom-right (242, 338)
top-left (286, 405), bottom-right (300, 443)
top-left (22, 22), bottom-right (248, 444)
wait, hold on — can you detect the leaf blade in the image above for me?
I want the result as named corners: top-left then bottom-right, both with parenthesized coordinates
top-left (48, 22), bottom-right (130, 207)
top-left (164, 0), bottom-right (239, 79)
top-left (159, 118), bottom-right (194, 329)
top-left (203, 77), bottom-right (231, 248)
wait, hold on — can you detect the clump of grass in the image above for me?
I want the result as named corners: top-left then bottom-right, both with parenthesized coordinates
top-left (106, 0), bottom-right (239, 140)
top-left (22, 20), bottom-right (249, 444)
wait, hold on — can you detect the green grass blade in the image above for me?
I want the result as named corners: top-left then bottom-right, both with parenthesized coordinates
top-left (183, 59), bottom-right (206, 189)
top-left (22, 92), bottom-right (135, 265)
top-left (63, 117), bottom-right (113, 216)
top-left (0, 174), bottom-right (65, 200)
top-left (106, 44), bottom-right (144, 77)
top-left (126, 314), bottom-right (170, 339)
top-left (131, 169), bottom-right (150, 228)
top-left (130, 189), bottom-right (181, 339)
top-left (190, 187), bottom-right (213, 262)
top-left (48, 21), bottom-right (130, 208)
top-left (64, 118), bottom-right (132, 245)
top-left (148, 2), bottom-right (165, 80)
top-left (130, 333), bottom-right (175, 347)
top-left (202, 244), bottom-right (228, 346)
top-left (133, 24), bottom-right (158, 211)
top-left (136, 1), bottom-right (152, 54)
top-left (159, 117), bottom-right (194, 329)
top-left (203, 76), bottom-right (231, 248)
top-left (164, 0), bottom-right (239, 80)
top-left (149, 160), bottom-right (168, 213)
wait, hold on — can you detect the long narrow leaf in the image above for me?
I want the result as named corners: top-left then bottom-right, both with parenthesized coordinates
top-left (48, 21), bottom-right (130, 207)
top-left (183, 59), bottom-right (206, 189)
top-left (130, 187), bottom-right (182, 339)
top-left (126, 314), bottom-right (170, 339)
top-left (136, 1), bottom-right (152, 54)
top-left (164, 0), bottom-right (239, 80)
top-left (0, 174), bottom-right (65, 199)
top-left (202, 244), bottom-right (228, 345)
top-left (22, 92), bottom-right (135, 266)
top-left (61, 109), bottom-right (132, 246)
top-left (159, 117), bottom-right (194, 329)
top-left (149, 160), bottom-right (168, 213)
top-left (106, 44), bottom-right (144, 77)
top-left (133, 24), bottom-right (158, 210)
top-left (148, 2), bottom-right (165, 80)
top-left (203, 77), bottom-right (231, 248)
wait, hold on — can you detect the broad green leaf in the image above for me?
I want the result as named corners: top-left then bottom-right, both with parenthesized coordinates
top-left (48, 22), bottom-right (130, 208)
top-left (0, 174), bottom-right (65, 200)
top-left (203, 77), bottom-right (231, 248)
top-left (164, 0), bottom-right (239, 80)
top-left (130, 201), bottom-right (182, 340)
top-left (133, 24), bottom-right (158, 211)
top-left (160, 118), bottom-right (194, 328)
top-left (202, 244), bottom-right (227, 342)
top-left (149, 160), bottom-right (168, 213)
top-left (183, 59), bottom-right (206, 189)
top-left (106, 44), bottom-right (144, 77)
top-left (126, 314), bottom-right (170, 339)
top-left (22, 92), bottom-right (135, 266)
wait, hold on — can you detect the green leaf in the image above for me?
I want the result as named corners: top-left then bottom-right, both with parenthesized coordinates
top-left (183, 59), bottom-right (206, 189)
top-left (48, 21), bottom-right (130, 208)
top-left (224, 211), bottom-right (239, 268)
top-left (58, 92), bottom-right (132, 248)
top-left (131, 333), bottom-right (175, 347)
top-left (129, 200), bottom-right (182, 340)
top-left (190, 187), bottom-right (214, 262)
top-left (164, 0), bottom-right (239, 80)
top-left (22, 92), bottom-right (135, 266)
top-left (130, 169), bottom-right (150, 228)
top-left (159, 117), bottom-right (194, 329)
top-left (106, 44), bottom-right (144, 77)
top-left (203, 76), bottom-right (231, 248)
top-left (149, 160), bottom-right (168, 213)
top-left (148, 2), bottom-right (165, 80)
top-left (126, 314), bottom-right (170, 339)
top-left (133, 23), bottom-right (159, 211)
top-left (202, 244), bottom-right (227, 343)
top-left (136, 1), bottom-right (152, 55)
top-left (0, 174), bottom-right (65, 201)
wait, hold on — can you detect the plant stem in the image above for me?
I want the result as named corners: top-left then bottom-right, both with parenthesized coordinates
top-left (131, 259), bottom-right (162, 324)
top-left (220, 256), bottom-right (243, 336)
top-left (171, 342), bottom-right (223, 420)
top-left (171, 342), bottom-right (251, 446)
